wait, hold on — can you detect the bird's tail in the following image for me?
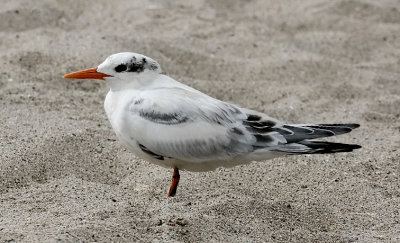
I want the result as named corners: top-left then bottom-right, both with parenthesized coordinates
top-left (271, 123), bottom-right (361, 154)
top-left (280, 123), bottom-right (360, 142)
top-left (282, 141), bottom-right (361, 154)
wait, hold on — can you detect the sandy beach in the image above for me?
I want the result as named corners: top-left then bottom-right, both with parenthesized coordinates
top-left (1, 0), bottom-right (399, 242)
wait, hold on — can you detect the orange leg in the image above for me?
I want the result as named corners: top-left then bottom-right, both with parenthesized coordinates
top-left (168, 168), bottom-right (180, 197)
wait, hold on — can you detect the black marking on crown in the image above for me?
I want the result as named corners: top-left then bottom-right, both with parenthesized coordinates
top-left (139, 110), bottom-right (189, 125)
top-left (126, 62), bottom-right (145, 72)
top-left (115, 56), bottom-right (159, 73)
top-left (138, 143), bottom-right (164, 160)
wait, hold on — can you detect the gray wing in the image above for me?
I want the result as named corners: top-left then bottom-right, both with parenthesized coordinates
top-left (128, 88), bottom-right (360, 162)
top-left (127, 88), bottom-right (286, 162)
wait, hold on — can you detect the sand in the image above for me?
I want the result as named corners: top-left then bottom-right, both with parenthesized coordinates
top-left (1, 0), bottom-right (399, 242)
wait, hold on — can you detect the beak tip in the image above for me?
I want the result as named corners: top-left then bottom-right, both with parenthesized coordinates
top-left (63, 74), bottom-right (75, 79)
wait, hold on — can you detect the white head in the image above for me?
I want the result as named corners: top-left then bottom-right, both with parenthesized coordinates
top-left (64, 52), bottom-right (162, 91)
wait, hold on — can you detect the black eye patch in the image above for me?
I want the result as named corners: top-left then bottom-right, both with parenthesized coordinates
top-left (127, 63), bottom-right (144, 72)
top-left (115, 64), bottom-right (127, 72)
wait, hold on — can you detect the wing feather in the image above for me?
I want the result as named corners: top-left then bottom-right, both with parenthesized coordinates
top-left (121, 87), bottom-right (359, 164)
top-left (124, 88), bottom-right (285, 162)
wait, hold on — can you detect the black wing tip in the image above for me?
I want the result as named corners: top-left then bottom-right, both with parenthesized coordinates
top-left (301, 141), bottom-right (362, 154)
top-left (318, 123), bottom-right (360, 129)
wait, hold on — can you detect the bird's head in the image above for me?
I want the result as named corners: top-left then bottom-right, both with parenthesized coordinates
top-left (64, 52), bottom-right (162, 90)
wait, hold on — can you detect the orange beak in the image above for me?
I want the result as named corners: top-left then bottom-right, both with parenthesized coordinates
top-left (63, 67), bottom-right (112, 80)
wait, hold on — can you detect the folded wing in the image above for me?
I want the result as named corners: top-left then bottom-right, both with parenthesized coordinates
top-left (126, 87), bottom-right (360, 164)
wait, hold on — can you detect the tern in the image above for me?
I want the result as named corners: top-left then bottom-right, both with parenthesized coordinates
top-left (64, 52), bottom-right (361, 197)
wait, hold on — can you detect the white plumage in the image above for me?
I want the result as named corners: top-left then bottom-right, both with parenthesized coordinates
top-left (64, 52), bottom-right (360, 196)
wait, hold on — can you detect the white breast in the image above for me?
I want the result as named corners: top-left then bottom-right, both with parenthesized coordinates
top-left (104, 90), bottom-right (141, 150)
top-left (104, 90), bottom-right (181, 168)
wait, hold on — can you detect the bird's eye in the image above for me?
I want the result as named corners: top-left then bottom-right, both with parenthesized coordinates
top-left (115, 64), bottom-right (127, 72)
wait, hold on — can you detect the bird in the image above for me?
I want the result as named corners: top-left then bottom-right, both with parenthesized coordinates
top-left (63, 52), bottom-right (361, 197)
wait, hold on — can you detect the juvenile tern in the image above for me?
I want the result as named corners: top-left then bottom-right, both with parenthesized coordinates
top-left (64, 52), bottom-right (361, 197)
